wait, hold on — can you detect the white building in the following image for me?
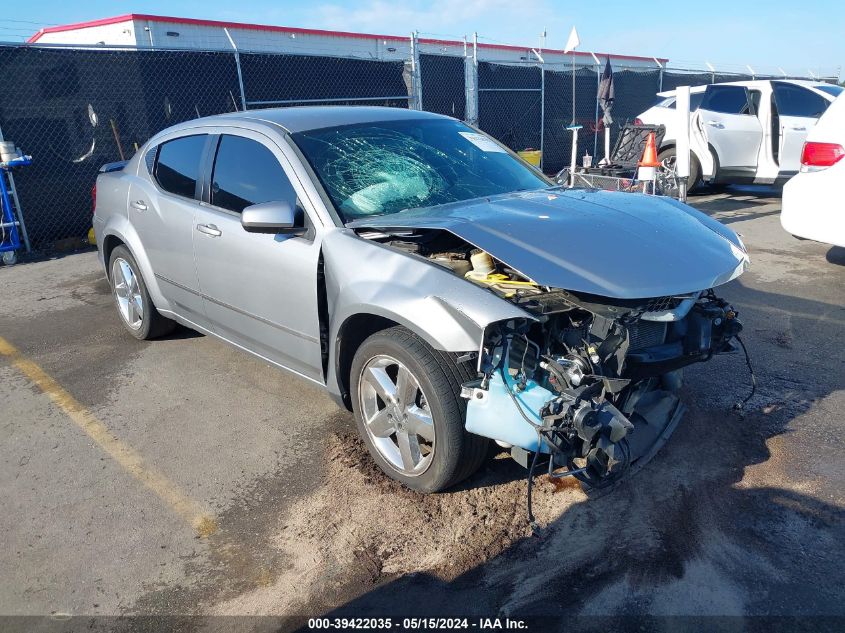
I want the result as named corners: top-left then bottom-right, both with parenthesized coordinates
top-left (28, 14), bottom-right (667, 70)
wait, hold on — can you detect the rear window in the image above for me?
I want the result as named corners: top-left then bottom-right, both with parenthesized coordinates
top-left (154, 135), bottom-right (207, 199)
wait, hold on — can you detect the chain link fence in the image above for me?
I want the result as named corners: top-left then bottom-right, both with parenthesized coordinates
top-left (0, 41), bottom-right (837, 251)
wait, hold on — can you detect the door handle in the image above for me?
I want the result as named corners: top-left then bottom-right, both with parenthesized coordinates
top-left (130, 200), bottom-right (147, 211)
top-left (706, 120), bottom-right (725, 129)
top-left (196, 223), bottom-right (222, 237)
top-left (789, 125), bottom-right (807, 131)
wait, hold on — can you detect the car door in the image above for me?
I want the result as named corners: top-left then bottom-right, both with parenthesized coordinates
top-left (192, 130), bottom-right (324, 382)
top-left (771, 82), bottom-right (831, 174)
top-left (128, 133), bottom-right (210, 327)
top-left (696, 84), bottom-right (763, 179)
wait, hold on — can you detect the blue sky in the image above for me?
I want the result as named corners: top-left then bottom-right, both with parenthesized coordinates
top-left (3, 0), bottom-right (842, 77)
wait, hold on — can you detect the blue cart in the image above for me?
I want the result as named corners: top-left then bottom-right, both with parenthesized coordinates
top-left (1, 154), bottom-right (31, 265)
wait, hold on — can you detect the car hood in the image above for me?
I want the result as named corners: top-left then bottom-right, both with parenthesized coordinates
top-left (348, 188), bottom-right (749, 299)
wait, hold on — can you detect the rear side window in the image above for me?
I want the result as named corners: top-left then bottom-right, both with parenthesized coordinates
top-left (816, 85), bottom-right (843, 98)
top-left (144, 147), bottom-right (156, 173)
top-left (701, 85), bottom-right (752, 115)
top-left (154, 135), bottom-right (206, 199)
top-left (690, 92), bottom-right (705, 111)
top-left (210, 135), bottom-right (297, 213)
top-left (773, 82), bottom-right (829, 117)
top-left (661, 93), bottom-right (705, 110)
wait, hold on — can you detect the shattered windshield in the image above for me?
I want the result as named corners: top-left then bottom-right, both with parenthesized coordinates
top-left (291, 118), bottom-right (549, 222)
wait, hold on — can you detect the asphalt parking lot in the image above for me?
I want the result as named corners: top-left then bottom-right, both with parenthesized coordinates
top-left (1, 188), bottom-right (843, 628)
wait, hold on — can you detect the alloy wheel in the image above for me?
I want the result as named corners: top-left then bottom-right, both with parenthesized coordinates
top-left (358, 354), bottom-right (435, 476)
top-left (111, 257), bottom-right (144, 330)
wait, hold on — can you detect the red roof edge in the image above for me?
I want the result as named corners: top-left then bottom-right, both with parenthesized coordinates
top-left (27, 14), bottom-right (135, 42)
top-left (26, 14), bottom-right (669, 63)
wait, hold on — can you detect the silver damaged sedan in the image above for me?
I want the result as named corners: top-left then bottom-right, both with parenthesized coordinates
top-left (94, 107), bottom-right (749, 493)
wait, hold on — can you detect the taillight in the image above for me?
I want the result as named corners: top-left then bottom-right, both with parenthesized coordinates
top-left (800, 141), bottom-right (845, 171)
top-left (91, 183), bottom-right (97, 215)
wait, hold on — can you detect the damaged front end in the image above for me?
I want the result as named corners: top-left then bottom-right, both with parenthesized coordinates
top-left (462, 286), bottom-right (743, 489)
top-left (348, 189), bottom-right (749, 492)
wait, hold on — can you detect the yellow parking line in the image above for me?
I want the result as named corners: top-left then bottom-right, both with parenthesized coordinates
top-left (0, 336), bottom-right (216, 537)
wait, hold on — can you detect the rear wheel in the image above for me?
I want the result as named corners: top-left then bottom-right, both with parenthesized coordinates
top-left (657, 147), bottom-right (701, 196)
top-left (108, 245), bottom-right (175, 340)
top-left (350, 326), bottom-right (489, 492)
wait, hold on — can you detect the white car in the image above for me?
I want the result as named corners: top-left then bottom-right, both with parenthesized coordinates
top-left (781, 94), bottom-right (845, 248)
top-left (636, 80), bottom-right (842, 189)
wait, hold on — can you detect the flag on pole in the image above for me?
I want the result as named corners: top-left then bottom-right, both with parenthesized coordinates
top-left (564, 26), bottom-right (580, 53)
top-left (598, 57), bottom-right (615, 125)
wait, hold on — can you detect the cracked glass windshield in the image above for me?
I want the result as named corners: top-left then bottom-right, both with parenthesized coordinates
top-left (291, 118), bottom-right (549, 222)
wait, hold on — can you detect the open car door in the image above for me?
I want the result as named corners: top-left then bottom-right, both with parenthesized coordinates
top-left (697, 84), bottom-right (762, 181)
top-left (771, 81), bottom-right (830, 176)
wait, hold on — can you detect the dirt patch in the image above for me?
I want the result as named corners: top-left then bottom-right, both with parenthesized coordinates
top-left (211, 433), bottom-right (585, 616)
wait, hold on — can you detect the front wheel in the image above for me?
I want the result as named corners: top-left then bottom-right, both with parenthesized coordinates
top-left (350, 326), bottom-right (489, 492)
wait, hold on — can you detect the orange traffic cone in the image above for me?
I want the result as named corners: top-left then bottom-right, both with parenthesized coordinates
top-left (637, 131), bottom-right (660, 189)
top-left (639, 132), bottom-right (660, 168)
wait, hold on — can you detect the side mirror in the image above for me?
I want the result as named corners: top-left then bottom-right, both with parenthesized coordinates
top-left (241, 201), bottom-right (307, 235)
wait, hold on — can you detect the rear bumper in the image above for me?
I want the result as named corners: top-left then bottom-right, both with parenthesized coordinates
top-left (781, 168), bottom-right (845, 248)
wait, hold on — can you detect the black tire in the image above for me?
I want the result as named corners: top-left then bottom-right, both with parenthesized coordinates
top-left (658, 146), bottom-right (701, 195)
top-left (108, 245), bottom-right (176, 340)
top-left (350, 326), bottom-right (489, 492)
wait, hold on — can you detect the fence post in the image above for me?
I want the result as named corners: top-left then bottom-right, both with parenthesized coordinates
top-left (532, 48), bottom-right (546, 171)
top-left (590, 53), bottom-right (600, 160)
top-left (706, 61), bottom-right (716, 84)
top-left (654, 57), bottom-right (664, 92)
top-left (224, 28), bottom-right (248, 111)
top-left (464, 33), bottom-right (479, 126)
top-left (409, 31), bottom-right (423, 111)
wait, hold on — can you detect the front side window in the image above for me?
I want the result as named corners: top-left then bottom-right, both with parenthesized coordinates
top-left (291, 118), bottom-right (549, 222)
top-left (773, 82), bottom-right (829, 118)
top-left (211, 135), bottom-right (297, 213)
top-left (154, 135), bottom-right (206, 199)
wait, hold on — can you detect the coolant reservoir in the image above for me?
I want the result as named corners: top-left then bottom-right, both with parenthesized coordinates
top-left (464, 250), bottom-right (539, 297)
top-left (466, 251), bottom-right (495, 281)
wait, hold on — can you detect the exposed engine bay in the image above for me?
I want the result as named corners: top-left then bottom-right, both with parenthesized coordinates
top-left (359, 226), bottom-right (746, 494)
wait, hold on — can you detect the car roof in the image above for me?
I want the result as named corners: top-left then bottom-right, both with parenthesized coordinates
top-left (173, 106), bottom-right (453, 135)
top-left (656, 78), bottom-right (836, 99)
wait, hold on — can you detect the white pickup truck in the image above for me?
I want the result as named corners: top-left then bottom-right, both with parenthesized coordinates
top-left (636, 80), bottom-right (842, 189)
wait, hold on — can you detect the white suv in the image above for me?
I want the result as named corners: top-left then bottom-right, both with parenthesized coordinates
top-left (636, 80), bottom-right (842, 189)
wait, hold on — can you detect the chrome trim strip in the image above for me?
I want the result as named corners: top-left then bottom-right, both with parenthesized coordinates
top-left (154, 273), bottom-right (319, 344)
top-left (640, 293), bottom-right (700, 322)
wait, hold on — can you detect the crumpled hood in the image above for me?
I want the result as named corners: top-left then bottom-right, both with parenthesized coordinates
top-left (348, 188), bottom-right (749, 299)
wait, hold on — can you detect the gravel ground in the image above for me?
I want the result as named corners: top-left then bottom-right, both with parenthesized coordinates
top-left (0, 188), bottom-right (842, 630)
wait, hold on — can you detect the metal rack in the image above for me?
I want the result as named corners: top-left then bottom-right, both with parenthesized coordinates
top-left (554, 123), bottom-right (670, 196)
top-left (0, 154), bottom-right (32, 266)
